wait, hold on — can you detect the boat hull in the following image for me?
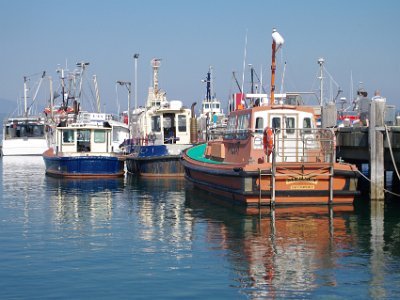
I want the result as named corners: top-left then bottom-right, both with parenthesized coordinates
top-left (2, 138), bottom-right (48, 156)
top-left (126, 155), bottom-right (184, 177)
top-left (182, 145), bottom-right (359, 207)
top-left (126, 145), bottom-right (188, 177)
top-left (43, 150), bottom-right (125, 178)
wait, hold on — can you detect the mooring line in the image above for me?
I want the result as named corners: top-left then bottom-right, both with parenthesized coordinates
top-left (356, 169), bottom-right (400, 198)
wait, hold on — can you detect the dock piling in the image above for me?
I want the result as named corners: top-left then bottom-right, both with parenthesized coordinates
top-left (369, 99), bottom-right (385, 200)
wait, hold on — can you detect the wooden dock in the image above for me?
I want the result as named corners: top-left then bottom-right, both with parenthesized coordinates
top-left (335, 100), bottom-right (400, 199)
top-left (336, 127), bottom-right (400, 168)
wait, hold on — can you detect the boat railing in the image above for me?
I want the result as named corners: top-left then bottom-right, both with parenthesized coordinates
top-left (260, 127), bottom-right (336, 206)
top-left (272, 128), bottom-right (335, 164)
top-left (222, 127), bottom-right (336, 163)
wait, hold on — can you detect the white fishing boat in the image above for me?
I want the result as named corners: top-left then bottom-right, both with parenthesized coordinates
top-left (125, 58), bottom-right (193, 177)
top-left (197, 66), bottom-right (226, 141)
top-left (2, 73), bottom-right (48, 156)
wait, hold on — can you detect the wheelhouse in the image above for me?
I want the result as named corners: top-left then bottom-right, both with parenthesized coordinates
top-left (224, 105), bottom-right (324, 163)
top-left (55, 123), bottom-right (113, 154)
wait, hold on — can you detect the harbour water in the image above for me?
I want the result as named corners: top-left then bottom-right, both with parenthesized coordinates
top-left (1, 157), bottom-right (400, 299)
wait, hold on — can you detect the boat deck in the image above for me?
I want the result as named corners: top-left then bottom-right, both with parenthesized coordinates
top-left (186, 144), bottom-right (225, 164)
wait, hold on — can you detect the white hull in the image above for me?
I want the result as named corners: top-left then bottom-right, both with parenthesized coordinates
top-left (2, 138), bottom-right (48, 156)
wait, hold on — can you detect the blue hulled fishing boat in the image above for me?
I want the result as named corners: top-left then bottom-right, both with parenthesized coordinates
top-left (43, 112), bottom-right (126, 178)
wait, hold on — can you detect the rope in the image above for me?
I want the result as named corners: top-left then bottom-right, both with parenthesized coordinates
top-left (356, 169), bottom-right (400, 198)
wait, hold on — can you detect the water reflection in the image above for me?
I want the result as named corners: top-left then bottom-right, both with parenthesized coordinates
top-left (185, 187), bottom-right (358, 298)
top-left (45, 176), bottom-right (125, 225)
top-left (2, 156), bottom-right (45, 190)
top-left (126, 174), bottom-right (194, 248)
top-left (1, 156), bottom-right (46, 228)
top-left (2, 157), bottom-right (400, 298)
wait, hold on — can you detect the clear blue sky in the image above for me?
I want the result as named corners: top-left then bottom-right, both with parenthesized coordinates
top-left (1, 0), bottom-right (399, 114)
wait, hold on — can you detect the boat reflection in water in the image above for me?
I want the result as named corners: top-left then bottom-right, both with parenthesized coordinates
top-left (126, 174), bottom-right (194, 248)
top-left (126, 173), bottom-right (186, 192)
top-left (185, 186), bottom-right (357, 298)
top-left (2, 156), bottom-right (46, 192)
top-left (45, 176), bottom-right (125, 225)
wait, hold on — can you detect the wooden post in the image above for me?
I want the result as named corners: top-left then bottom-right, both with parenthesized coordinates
top-left (369, 99), bottom-right (385, 200)
top-left (321, 102), bottom-right (337, 128)
top-left (370, 200), bottom-right (385, 298)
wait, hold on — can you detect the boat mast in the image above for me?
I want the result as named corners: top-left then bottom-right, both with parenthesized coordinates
top-left (270, 34), bottom-right (276, 105)
top-left (270, 28), bottom-right (284, 105)
top-left (27, 71), bottom-right (46, 115)
top-left (209, 66), bottom-right (214, 117)
top-left (133, 53), bottom-right (139, 110)
top-left (23, 76), bottom-right (28, 117)
top-left (49, 76), bottom-right (54, 120)
top-left (93, 75), bottom-right (101, 113)
top-left (61, 69), bottom-right (65, 109)
top-left (249, 64), bottom-right (254, 94)
top-left (206, 67), bottom-right (211, 102)
top-left (76, 61), bottom-right (90, 107)
top-left (241, 30), bottom-right (248, 99)
top-left (147, 58), bottom-right (162, 107)
top-left (152, 58), bottom-right (160, 97)
top-left (318, 58), bottom-right (325, 106)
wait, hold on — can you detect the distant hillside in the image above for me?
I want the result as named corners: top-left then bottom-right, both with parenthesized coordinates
top-left (0, 98), bottom-right (16, 115)
top-left (0, 98), bottom-right (16, 123)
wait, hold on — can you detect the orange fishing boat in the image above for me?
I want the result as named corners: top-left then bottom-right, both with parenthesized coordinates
top-left (181, 29), bottom-right (359, 207)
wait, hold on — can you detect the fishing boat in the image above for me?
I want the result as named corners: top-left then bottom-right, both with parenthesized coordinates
top-left (2, 73), bottom-right (48, 156)
top-left (197, 66), bottom-right (227, 141)
top-left (181, 29), bottom-right (359, 207)
top-left (125, 58), bottom-right (193, 177)
top-left (43, 112), bottom-right (126, 178)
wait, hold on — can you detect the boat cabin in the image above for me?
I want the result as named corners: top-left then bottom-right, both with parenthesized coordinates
top-left (132, 100), bottom-right (191, 146)
top-left (208, 104), bottom-right (332, 164)
top-left (3, 117), bottom-right (45, 140)
top-left (55, 124), bottom-right (113, 154)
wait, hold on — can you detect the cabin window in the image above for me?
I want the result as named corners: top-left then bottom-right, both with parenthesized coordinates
top-left (238, 114), bottom-right (250, 129)
top-left (163, 116), bottom-right (172, 128)
top-left (62, 130), bottom-right (74, 143)
top-left (5, 123), bottom-right (45, 138)
top-left (94, 130), bottom-right (106, 143)
top-left (77, 130), bottom-right (90, 141)
top-left (151, 116), bottom-right (161, 132)
top-left (255, 117), bottom-right (264, 133)
top-left (77, 129), bottom-right (91, 152)
top-left (113, 127), bottom-right (120, 142)
top-left (204, 104), bottom-right (209, 109)
top-left (286, 117), bottom-right (295, 134)
top-left (227, 116), bottom-right (236, 129)
top-left (272, 117), bottom-right (281, 130)
top-left (224, 115), bottom-right (237, 139)
top-left (212, 103), bottom-right (220, 109)
top-left (237, 113), bottom-right (250, 139)
top-left (31, 125), bottom-right (44, 137)
top-left (178, 115), bottom-right (187, 132)
top-left (303, 117), bottom-right (312, 133)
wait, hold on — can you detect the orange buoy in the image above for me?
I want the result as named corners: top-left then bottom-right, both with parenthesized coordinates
top-left (263, 127), bottom-right (274, 156)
